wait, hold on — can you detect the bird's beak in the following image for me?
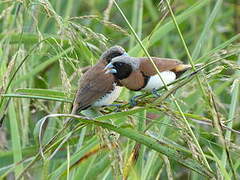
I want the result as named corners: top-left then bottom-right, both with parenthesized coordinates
top-left (104, 63), bottom-right (117, 74)
top-left (105, 69), bottom-right (117, 74)
top-left (104, 63), bottom-right (114, 70)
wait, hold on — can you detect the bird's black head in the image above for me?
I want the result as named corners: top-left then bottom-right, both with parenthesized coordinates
top-left (105, 56), bottom-right (139, 80)
top-left (111, 61), bottom-right (133, 80)
top-left (100, 45), bottom-right (126, 64)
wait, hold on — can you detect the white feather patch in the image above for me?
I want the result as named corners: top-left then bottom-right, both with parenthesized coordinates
top-left (92, 85), bottom-right (122, 107)
top-left (142, 71), bottom-right (176, 91)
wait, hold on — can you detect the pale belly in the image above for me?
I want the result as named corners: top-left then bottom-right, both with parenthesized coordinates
top-left (92, 85), bottom-right (122, 107)
top-left (142, 71), bottom-right (176, 91)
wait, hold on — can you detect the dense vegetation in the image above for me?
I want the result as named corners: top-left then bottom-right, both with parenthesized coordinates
top-left (0, 0), bottom-right (239, 179)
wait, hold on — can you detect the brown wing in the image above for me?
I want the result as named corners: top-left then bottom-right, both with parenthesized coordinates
top-left (71, 62), bottom-right (115, 114)
top-left (138, 57), bottom-right (182, 76)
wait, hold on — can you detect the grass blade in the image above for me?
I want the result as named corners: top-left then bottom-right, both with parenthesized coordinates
top-left (8, 102), bottom-right (24, 178)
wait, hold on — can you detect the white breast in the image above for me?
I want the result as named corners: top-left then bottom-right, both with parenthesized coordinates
top-left (142, 71), bottom-right (176, 91)
top-left (92, 84), bottom-right (122, 107)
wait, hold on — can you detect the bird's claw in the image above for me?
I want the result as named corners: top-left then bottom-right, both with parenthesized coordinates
top-left (151, 88), bottom-right (160, 97)
top-left (129, 95), bottom-right (143, 107)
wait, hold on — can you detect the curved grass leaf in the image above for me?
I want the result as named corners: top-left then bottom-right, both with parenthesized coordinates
top-left (78, 115), bottom-right (214, 178)
top-left (44, 114), bottom-right (215, 178)
top-left (16, 88), bottom-right (74, 99)
top-left (1, 94), bottom-right (72, 103)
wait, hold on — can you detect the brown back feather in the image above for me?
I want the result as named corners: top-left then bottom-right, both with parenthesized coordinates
top-left (139, 57), bottom-right (182, 76)
top-left (71, 61), bottom-right (115, 114)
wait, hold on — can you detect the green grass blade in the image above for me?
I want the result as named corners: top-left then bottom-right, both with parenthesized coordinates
top-left (221, 57), bottom-right (240, 166)
top-left (8, 102), bottom-right (24, 178)
top-left (209, 148), bottom-right (231, 180)
top-left (49, 137), bottom-right (99, 179)
top-left (192, 0), bottom-right (223, 59)
top-left (15, 88), bottom-right (72, 98)
top-left (1, 94), bottom-right (72, 103)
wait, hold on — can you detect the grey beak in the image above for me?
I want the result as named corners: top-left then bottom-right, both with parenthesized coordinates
top-left (104, 63), bottom-right (117, 74)
top-left (104, 63), bottom-right (114, 70)
top-left (105, 68), bottom-right (117, 74)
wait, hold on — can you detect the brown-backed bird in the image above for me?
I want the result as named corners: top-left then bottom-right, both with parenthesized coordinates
top-left (71, 46), bottom-right (127, 114)
top-left (104, 56), bottom-right (192, 93)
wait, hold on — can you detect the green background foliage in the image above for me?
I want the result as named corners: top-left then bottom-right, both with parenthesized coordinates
top-left (0, 0), bottom-right (239, 179)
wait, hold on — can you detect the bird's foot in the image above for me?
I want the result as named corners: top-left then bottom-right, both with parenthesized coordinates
top-left (151, 88), bottom-right (160, 97)
top-left (129, 95), bottom-right (143, 107)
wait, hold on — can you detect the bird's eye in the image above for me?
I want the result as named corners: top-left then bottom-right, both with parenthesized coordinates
top-left (118, 62), bottom-right (123, 66)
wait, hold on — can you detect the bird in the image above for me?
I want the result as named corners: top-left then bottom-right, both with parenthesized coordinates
top-left (71, 45), bottom-right (128, 114)
top-left (104, 56), bottom-right (193, 97)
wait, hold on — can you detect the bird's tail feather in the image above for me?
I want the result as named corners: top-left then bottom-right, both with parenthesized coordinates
top-left (174, 63), bottom-right (203, 78)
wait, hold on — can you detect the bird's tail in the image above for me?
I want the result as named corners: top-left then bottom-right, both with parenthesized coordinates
top-left (174, 63), bottom-right (203, 78)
